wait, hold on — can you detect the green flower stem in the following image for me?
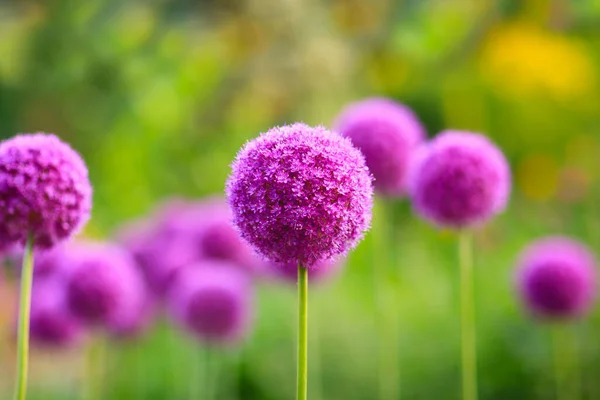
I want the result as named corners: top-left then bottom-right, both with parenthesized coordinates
top-left (85, 335), bottom-right (105, 400)
top-left (552, 325), bottom-right (580, 400)
top-left (13, 235), bottom-right (34, 400)
top-left (375, 200), bottom-right (400, 400)
top-left (459, 231), bottom-right (477, 400)
top-left (297, 263), bottom-right (308, 400)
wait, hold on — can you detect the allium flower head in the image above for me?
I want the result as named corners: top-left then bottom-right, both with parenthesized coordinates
top-left (117, 205), bottom-right (199, 296)
top-left (29, 278), bottom-right (84, 347)
top-left (264, 258), bottom-right (344, 284)
top-left (167, 262), bottom-right (253, 345)
top-left (334, 98), bottom-right (425, 197)
top-left (515, 236), bottom-right (597, 321)
top-left (63, 241), bottom-right (142, 326)
top-left (9, 244), bottom-right (69, 279)
top-left (107, 285), bottom-right (154, 339)
top-left (0, 133), bottom-right (92, 249)
top-left (407, 130), bottom-right (510, 228)
top-left (164, 197), bottom-right (263, 273)
top-left (226, 123), bottom-right (373, 267)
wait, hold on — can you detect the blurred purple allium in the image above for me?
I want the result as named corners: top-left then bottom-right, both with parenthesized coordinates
top-left (118, 197), bottom-right (261, 297)
top-left (164, 197), bottom-right (263, 273)
top-left (515, 236), bottom-right (597, 321)
top-left (63, 241), bottom-right (142, 326)
top-left (8, 244), bottom-right (69, 279)
top-left (107, 285), bottom-right (155, 339)
top-left (226, 123), bottom-right (373, 267)
top-left (116, 204), bottom-right (199, 296)
top-left (407, 130), bottom-right (510, 228)
top-left (29, 278), bottom-right (84, 347)
top-left (264, 259), bottom-right (344, 284)
top-left (0, 133), bottom-right (92, 249)
top-left (167, 262), bottom-right (253, 345)
top-left (333, 98), bottom-right (425, 197)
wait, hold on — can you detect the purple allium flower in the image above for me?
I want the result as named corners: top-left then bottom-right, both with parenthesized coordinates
top-left (164, 197), bottom-right (264, 273)
top-left (62, 241), bottom-right (142, 326)
top-left (8, 244), bottom-right (70, 279)
top-left (264, 259), bottom-right (344, 284)
top-left (107, 285), bottom-right (155, 339)
top-left (226, 123), bottom-right (373, 267)
top-left (333, 98), bottom-right (425, 197)
top-left (407, 130), bottom-right (510, 228)
top-left (515, 236), bottom-right (597, 321)
top-left (29, 278), bottom-right (84, 347)
top-left (117, 206), bottom-right (199, 296)
top-left (167, 262), bottom-right (253, 345)
top-left (0, 133), bottom-right (92, 249)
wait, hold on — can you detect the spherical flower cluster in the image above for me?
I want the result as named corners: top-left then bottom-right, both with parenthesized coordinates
top-left (226, 123), bottom-right (373, 267)
top-left (107, 286), bottom-right (154, 339)
top-left (167, 262), bottom-right (253, 345)
top-left (29, 279), bottom-right (84, 347)
top-left (515, 236), bottom-right (597, 320)
top-left (117, 210), bottom-right (199, 296)
top-left (164, 197), bottom-right (263, 273)
top-left (407, 130), bottom-right (510, 228)
top-left (118, 197), bottom-right (261, 297)
top-left (333, 98), bottom-right (425, 197)
top-left (0, 133), bottom-right (92, 249)
top-left (264, 258), bottom-right (344, 284)
top-left (8, 244), bottom-right (69, 279)
top-left (63, 241), bottom-right (142, 325)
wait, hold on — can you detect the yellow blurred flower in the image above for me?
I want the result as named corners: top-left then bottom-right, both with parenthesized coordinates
top-left (480, 23), bottom-right (596, 100)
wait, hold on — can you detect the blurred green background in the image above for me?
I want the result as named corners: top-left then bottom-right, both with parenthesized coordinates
top-left (2, 0), bottom-right (600, 399)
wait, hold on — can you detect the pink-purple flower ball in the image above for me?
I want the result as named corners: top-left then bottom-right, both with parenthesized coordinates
top-left (0, 133), bottom-right (92, 249)
top-left (63, 241), bottom-right (143, 326)
top-left (8, 244), bottom-right (70, 279)
top-left (107, 286), bottom-right (155, 339)
top-left (226, 123), bottom-right (373, 267)
top-left (167, 262), bottom-right (253, 345)
top-left (117, 209), bottom-right (198, 296)
top-left (29, 278), bottom-right (84, 347)
top-left (264, 259), bottom-right (344, 284)
top-left (164, 197), bottom-right (264, 274)
top-left (334, 98), bottom-right (425, 197)
top-left (407, 130), bottom-right (510, 228)
top-left (515, 236), bottom-right (597, 321)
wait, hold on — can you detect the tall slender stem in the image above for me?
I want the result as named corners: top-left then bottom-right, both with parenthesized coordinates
top-left (85, 335), bottom-right (105, 400)
top-left (310, 302), bottom-right (323, 400)
top-left (375, 200), bottom-right (400, 400)
top-left (204, 346), bottom-right (220, 400)
top-left (189, 344), bottom-right (202, 399)
top-left (552, 325), bottom-right (580, 400)
top-left (13, 235), bottom-right (34, 400)
top-left (297, 263), bottom-right (308, 400)
top-left (459, 231), bottom-right (477, 400)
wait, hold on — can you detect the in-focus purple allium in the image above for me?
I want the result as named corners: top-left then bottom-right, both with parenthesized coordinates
top-left (515, 236), bottom-right (597, 321)
top-left (264, 259), bottom-right (344, 284)
top-left (63, 241), bottom-right (142, 326)
top-left (167, 262), bottom-right (253, 345)
top-left (226, 123), bottom-right (373, 267)
top-left (28, 278), bottom-right (84, 347)
top-left (333, 98), bottom-right (425, 197)
top-left (407, 130), bottom-right (510, 228)
top-left (0, 133), bottom-right (92, 249)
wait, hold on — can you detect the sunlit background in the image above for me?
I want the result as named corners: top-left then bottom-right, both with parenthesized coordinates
top-left (2, 0), bottom-right (600, 399)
